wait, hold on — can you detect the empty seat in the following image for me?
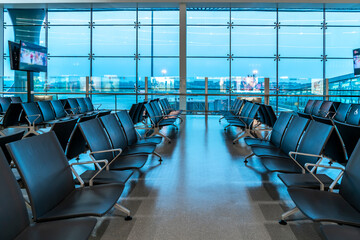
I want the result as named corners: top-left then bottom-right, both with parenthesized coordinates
top-left (311, 100), bottom-right (323, 115)
top-left (7, 132), bottom-right (131, 222)
top-left (10, 96), bottom-right (22, 103)
top-left (303, 100), bottom-right (315, 114)
top-left (51, 100), bottom-right (70, 119)
top-left (345, 104), bottom-right (360, 126)
top-left (0, 149), bottom-right (97, 240)
top-left (334, 103), bottom-right (351, 122)
top-left (0, 97), bottom-right (12, 113)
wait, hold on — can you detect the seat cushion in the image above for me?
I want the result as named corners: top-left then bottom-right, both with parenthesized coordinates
top-left (261, 157), bottom-right (301, 173)
top-left (16, 218), bottom-right (96, 240)
top-left (123, 145), bottom-right (156, 155)
top-left (251, 146), bottom-right (288, 158)
top-left (37, 183), bottom-right (124, 222)
top-left (135, 137), bottom-right (162, 145)
top-left (244, 138), bottom-right (275, 148)
top-left (321, 225), bottom-right (360, 240)
top-left (109, 154), bottom-right (149, 170)
top-left (76, 170), bottom-right (133, 185)
top-left (278, 173), bottom-right (337, 190)
top-left (288, 187), bottom-right (360, 226)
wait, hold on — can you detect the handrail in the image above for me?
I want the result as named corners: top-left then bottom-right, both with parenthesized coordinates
top-left (1, 91), bottom-right (359, 98)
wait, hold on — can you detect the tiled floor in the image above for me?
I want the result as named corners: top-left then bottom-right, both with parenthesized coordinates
top-left (73, 115), bottom-right (326, 240)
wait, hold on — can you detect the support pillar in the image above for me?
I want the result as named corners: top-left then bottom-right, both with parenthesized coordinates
top-left (179, 3), bottom-right (187, 112)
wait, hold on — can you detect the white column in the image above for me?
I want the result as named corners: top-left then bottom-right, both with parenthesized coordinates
top-left (179, 3), bottom-right (186, 111)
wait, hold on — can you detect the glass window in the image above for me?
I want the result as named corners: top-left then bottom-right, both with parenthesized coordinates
top-left (326, 59), bottom-right (353, 79)
top-left (47, 57), bottom-right (90, 92)
top-left (278, 10), bottom-right (323, 25)
top-left (187, 10), bottom-right (229, 25)
top-left (278, 27), bottom-right (323, 57)
top-left (232, 26), bottom-right (276, 57)
top-left (48, 11), bottom-right (90, 25)
top-left (231, 10), bottom-right (276, 25)
top-left (48, 26), bottom-right (90, 56)
top-left (5, 9), bottom-right (45, 25)
top-left (326, 11), bottom-right (360, 26)
top-left (187, 26), bottom-right (229, 57)
top-left (92, 58), bottom-right (136, 92)
top-left (138, 9), bottom-right (179, 25)
top-left (4, 10), bottom-right (12, 25)
top-left (326, 27), bottom-right (360, 58)
top-left (93, 10), bottom-right (136, 25)
top-left (187, 58), bottom-right (229, 93)
top-left (231, 58), bottom-right (276, 93)
top-left (138, 26), bottom-right (179, 56)
top-left (92, 26), bottom-right (136, 56)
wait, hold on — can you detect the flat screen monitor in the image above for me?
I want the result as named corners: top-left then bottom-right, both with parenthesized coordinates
top-left (8, 41), bottom-right (20, 70)
top-left (19, 41), bottom-right (47, 72)
top-left (353, 48), bottom-right (360, 76)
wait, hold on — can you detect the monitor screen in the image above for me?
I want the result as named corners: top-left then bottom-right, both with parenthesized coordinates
top-left (19, 41), bottom-right (47, 72)
top-left (353, 48), bottom-right (360, 76)
top-left (8, 41), bottom-right (20, 70)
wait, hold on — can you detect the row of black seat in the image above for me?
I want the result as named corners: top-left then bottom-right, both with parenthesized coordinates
top-left (221, 99), bottom-right (277, 143)
top-left (298, 100), bottom-right (360, 163)
top-left (129, 98), bottom-right (182, 143)
top-left (300, 99), bottom-right (360, 126)
top-left (242, 112), bottom-right (360, 240)
top-left (0, 109), bottom-right (166, 240)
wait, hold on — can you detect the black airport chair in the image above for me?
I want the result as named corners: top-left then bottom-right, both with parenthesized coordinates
top-left (10, 96), bottom-right (22, 103)
top-left (0, 97), bottom-right (12, 113)
top-left (311, 100), bottom-right (323, 115)
top-left (317, 101), bottom-right (334, 118)
top-left (116, 110), bottom-right (162, 146)
top-left (226, 103), bottom-right (261, 143)
top-left (334, 120), bottom-right (360, 160)
top-left (303, 100), bottom-right (315, 114)
top-left (0, 131), bottom-right (25, 165)
top-left (244, 112), bottom-right (293, 155)
top-left (67, 98), bottom-right (82, 115)
top-left (51, 100), bottom-right (71, 120)
top-left (345, 104), bottom-right (360, 126)
top-left (128, 103), bottom-right (138, 123)
top-left (265, 105), bottom-right (277, 128)
top-left (76, 98), bottom-right (90, 114)
top-left (7, 132), bottom-right (132, 222)
top-left (0, 149), bottom-right (97, 240)
top-left (84, 97), bottom-right (111, 116)
top-left (38, 100), bottom-right (60, 124)
top-left (280, 139), bottom-right (360, 226)
top-left (246, 116), bottom-right (309, 163)
top-left (0, 102), bottom-right (24, 128)
top-left (21, 102), bottom-right (45, 137)
top-left (321, 225), bottom-right (360, 240)
top-left (333, 103), bottom-right (351, 122)
top-left (49, 118), bottom-right (78, 152)
top-left (262, 120), bottom-right (333, 174)
top-left (78, 118), bottom-right (149, 171)
top-left (65, 114), bottom-right (97, 160)
top-left (100, 114), bottom-right (161, 161)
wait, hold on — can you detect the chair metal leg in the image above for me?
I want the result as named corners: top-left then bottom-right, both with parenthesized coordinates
top-left (219, 116), bottom-right (224, 122)
top-left (178, 116), bottom-right (184, 124)
top-left (279, 207), bottom-right (299, 225)
top-left (153, 151), bottom-right (162, 163)
top-left (224, 124), bottom-right (231, 131)
top-left (115, 203), bottom-right (132, 221)
top-left (244, 152), bottom-right (254, 163)
top-left (233, 129), bottom-right (254, 144)
top-left (157, 131), bottom-right (171, 143)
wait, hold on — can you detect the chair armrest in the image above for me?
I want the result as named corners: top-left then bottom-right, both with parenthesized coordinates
top-left (93, 103), bottom-right (102, 110)
top-left (70, 159), bottom-right (109, 187)
top-left (89, 148), bottom-right (123, 170)
top-left (288, 151), bottom-right (324, 174)
top-left (304, 163), bottom-right (345, 192)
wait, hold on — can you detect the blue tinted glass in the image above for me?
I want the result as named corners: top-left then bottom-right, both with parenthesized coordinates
top-left (47, 57), bottom-right (89, 92)
top-left (48, 11), bottom-right (90, 25)
top-left (138, 26), bottom-right (179, 56)
top-left (48, 26), bottom-right (90, 56)
top-left (187, 26), bottom-right (229, 57)
top-left (232, 26), bottom-right (276, 57)
top-left (326, 59), bottom-right (353, 79)
top-left (279, 27), bottom-right (323, 57)
top-left (138, 10), bottom-right (179, 25)
top-left (92, 58), bottom-right (136, 91)
top-left (92, 26), bottom-right (136, 56)
top-left (231, 10), bottom-right (276, 25)
top-left (187, 10), bottom-right (229, 25)
top-left (279, 10), bottom-right (323, 25)
top-left (326, 11), bottom-right (360, 26)
top-left (326, 27), bottom-right (360, 58)
top-left (93, 10), bottom-right (136, 25)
